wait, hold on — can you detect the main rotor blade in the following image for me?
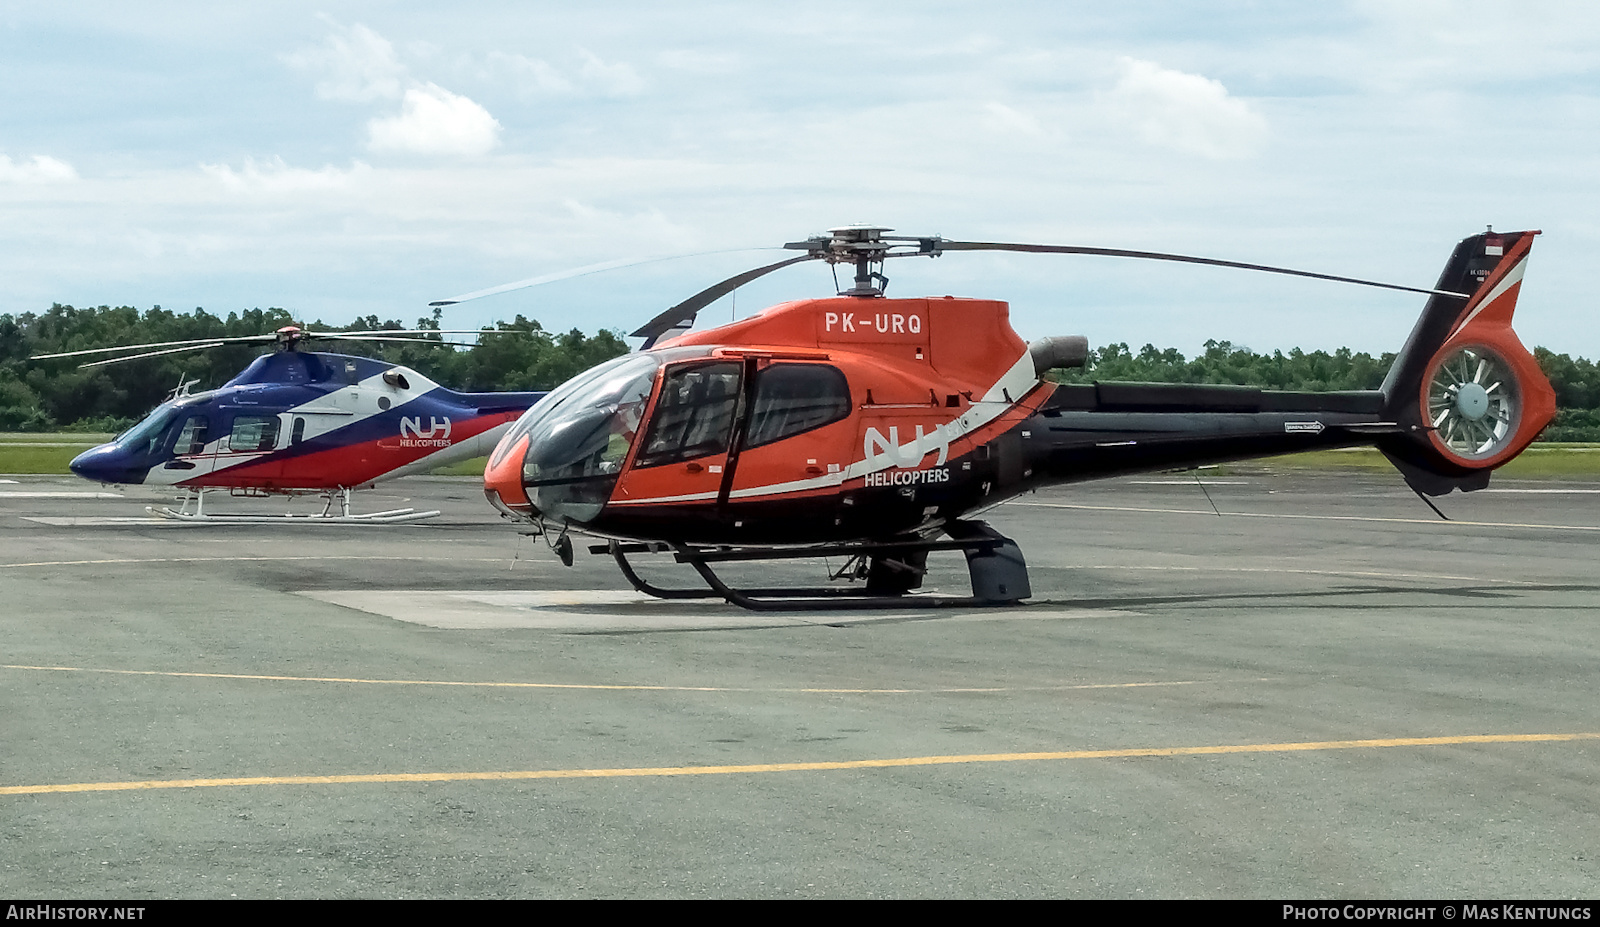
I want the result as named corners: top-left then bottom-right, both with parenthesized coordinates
top-left (937, 241), bottom-right (1472, 299)
top-left (319, 335), bottom-right (484, 348)
top-left (631, 254), bottom-right (818, 343)
top-left (32, 333), bottom-right (275, 361)
top-left (428, 248), bottom-right (780, 308)
top-left (35, 329), bottom-right (509, 363)
top-left (325, 329), bottom-right (494, 338)
top-left (75, 343), bottom-right (229, 369)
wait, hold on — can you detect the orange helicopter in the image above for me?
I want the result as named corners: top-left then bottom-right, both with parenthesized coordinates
top-left (471, 226), bottom-right (1554, 610)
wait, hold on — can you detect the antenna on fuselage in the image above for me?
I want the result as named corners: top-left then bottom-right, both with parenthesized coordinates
top-left (164, 373), bottom-right (200, 402)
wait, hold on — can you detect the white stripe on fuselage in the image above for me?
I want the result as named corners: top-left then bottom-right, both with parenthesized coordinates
top-left (614, 350), bottom-right (1041, 505)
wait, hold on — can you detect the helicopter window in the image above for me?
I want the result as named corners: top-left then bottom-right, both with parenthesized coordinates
top-left (226, 415), bottom-right (280, 453)
top-left (515, 353), bottom-right (661, 492)
top-left (637, 362), bottom-right (743, 468)
top-left (291, 417), bottom-right (306, 445)
top-left (117, 405), bottom-right (178, 458)
top-left (744, 364), bottom-right (851, 449)
top-left (173, 415), bottom-right (210, 455)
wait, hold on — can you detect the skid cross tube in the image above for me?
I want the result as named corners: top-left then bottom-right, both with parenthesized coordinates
top-left (599, 534), bottom-right (1022, 612)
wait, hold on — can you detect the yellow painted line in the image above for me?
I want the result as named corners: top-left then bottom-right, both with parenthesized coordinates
top-left (0, 663), bottom-right (1207, 696)
top-left (1013, 501), bottom-right (1600, 532)
top-left (6, 732), bottom-right (1596, 797)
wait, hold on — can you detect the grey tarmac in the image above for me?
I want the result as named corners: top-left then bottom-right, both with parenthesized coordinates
top-left (1, 470), bottom-right (1597, 899)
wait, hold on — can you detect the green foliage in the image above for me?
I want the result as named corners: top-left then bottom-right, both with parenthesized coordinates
top-left (2, 304), bottom-right (630, 431)
top-left (1053, 340), bottom-right (1394, 391)
top-left (1542, 408), bottom-right (1600, 442)
top-left (1532, 348), bottom-right (1600, 411)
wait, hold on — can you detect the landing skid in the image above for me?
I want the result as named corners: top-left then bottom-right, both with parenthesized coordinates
top-left (147, 487), bottom-right (440, 524)
top-left (594, 521), bottom-right (1032, 612)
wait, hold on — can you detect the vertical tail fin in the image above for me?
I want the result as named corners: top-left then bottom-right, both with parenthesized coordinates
top-left (1378, 230), bottom-right (1556, 495)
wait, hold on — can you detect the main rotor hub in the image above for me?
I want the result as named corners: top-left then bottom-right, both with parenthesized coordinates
top-left (783, 226), bottom-right (946, 297)
top-left (274, 325), bottom-right (307, 351)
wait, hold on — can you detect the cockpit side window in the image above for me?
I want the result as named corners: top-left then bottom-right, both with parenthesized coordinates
top-left (173, 415), bottom-right (210, 455)
top-left (226, 415), bottom-right (280, 453)
top-left (743, 364), bottom-right (851, 449)
top-left (636, 362), bottom-right (742, 468)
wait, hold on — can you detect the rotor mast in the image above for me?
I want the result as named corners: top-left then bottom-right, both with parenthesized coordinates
top-left (784, 226), bottom-right (942, 298)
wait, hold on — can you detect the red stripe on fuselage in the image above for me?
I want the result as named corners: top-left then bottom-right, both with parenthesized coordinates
top-left (178, 411), bottom-right (519, 491)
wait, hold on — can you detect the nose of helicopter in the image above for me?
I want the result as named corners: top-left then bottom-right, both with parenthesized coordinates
top-left (69, 443), bottom-right (146, 485)
top-left (482, 433), bottom-right (534, 518)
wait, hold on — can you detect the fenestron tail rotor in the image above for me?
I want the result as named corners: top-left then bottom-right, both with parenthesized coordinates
top-left (1427, 345), bottom-right (1520, 460)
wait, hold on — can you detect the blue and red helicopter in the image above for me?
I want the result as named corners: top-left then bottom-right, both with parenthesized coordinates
top-left (35, 325), bottom-right (545, 521)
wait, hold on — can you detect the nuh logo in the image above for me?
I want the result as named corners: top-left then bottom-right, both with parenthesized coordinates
top-left (863, 424), bottom-right (949, 468)
top-left (400, 416), bottom-right (453, 447)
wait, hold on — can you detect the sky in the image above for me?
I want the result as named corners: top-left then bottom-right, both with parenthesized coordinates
top-left (2, 2), bottom-right (1597, 358)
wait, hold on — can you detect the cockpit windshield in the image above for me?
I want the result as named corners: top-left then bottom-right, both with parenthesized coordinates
top-left (115, 404), bottom-right (180, 460)
top-left (494, 351), bottom-right (661, 523)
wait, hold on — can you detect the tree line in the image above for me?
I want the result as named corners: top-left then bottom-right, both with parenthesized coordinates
top-left (3, 305), bottom-right (1598, 440)
top-left (1054, 340), bottom-right (1600, 441)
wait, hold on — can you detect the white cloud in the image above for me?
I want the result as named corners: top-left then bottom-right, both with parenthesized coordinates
top-left (476, 47), bottom-right (646, 99)
top-left (984, 102), bottom-right (1044, 136)
top-left (578, 48), bottom-right (646, 97)
top-left (201, 157), bottom-right (371, 193)
top-left (0, 154), bottom-right (78, 184)
top-left (656, 49), bottom-right (741, 76)
top-left (1104, 57), bottom-right (1267, 159)
top-left (367, 83), bottom-right (501, 156)
top-left (486, 51), bottom-right (574, 96)
top-left (287, 21), bottom-right (504, 158)
top-left (284, 19), bottom-right (406, 102)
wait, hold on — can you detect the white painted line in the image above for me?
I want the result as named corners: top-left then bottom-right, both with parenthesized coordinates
top-left (1479, 488), bottom-right (1600, 494)
top-left (0, 491), bottom-right (123, 499)
top-left (22, 516), bottom-right (194, 527)
top-left (296, 589), bottom-right (1119, 631)
top-left (1012, 501), bottom-right (1600, 532)
top-left (1127, 480), bottom-right (1251, 485)
top-left (302, 589), bottom-right (822, 631)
